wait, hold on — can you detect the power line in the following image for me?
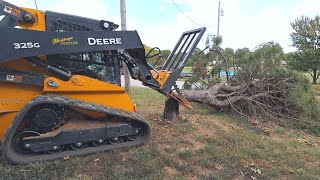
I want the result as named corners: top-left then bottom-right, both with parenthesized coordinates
top-left (170, 0), bottom-right (202, 27)
top-left (33, 0), bottom-right (38, 10)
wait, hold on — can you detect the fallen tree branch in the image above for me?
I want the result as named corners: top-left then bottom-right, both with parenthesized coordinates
top-left (181, 77), bottom-right (300, 120)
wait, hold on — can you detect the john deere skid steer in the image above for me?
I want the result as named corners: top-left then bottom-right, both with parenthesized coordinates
top-left (0, 0), bottom-right (205, 164)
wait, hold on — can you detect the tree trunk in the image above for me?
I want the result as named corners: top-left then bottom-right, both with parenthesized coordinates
top-left (312, 68), bottom-right (317, 84)
top-left (163, 98), bottom-right (180, 123)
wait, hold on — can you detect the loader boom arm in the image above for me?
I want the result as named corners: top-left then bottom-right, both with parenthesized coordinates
top-left (0, 26), bottom-right (160, 87)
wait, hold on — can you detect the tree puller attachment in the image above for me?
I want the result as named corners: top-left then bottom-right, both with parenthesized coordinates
top-left (0, 0), bottom-right (206, 164)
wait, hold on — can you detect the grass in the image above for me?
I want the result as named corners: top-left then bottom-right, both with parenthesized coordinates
top-left (304, 72), bottom-right (318, 84)
top-left (303, 71), bottom-right (320, 96)
top-left (182, 66), bottom-right (193, 73)
top-left (182, 66), bottom-right (213, 74)
top-left (0, 87), bottom-right (319, 179)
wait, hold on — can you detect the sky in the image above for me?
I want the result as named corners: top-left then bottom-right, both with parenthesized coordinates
top-left (5, 0), bottom-right (320, 53)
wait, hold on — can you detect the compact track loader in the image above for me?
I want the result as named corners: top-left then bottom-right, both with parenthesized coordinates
top-left (0, 0), bottom-right (205, 164)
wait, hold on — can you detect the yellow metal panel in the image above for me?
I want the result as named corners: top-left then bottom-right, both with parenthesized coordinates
top-left (151, 70), bottom-right (171, 89)
top-left (19, 8), bottom-right (46, 31)
top-left (44, 75), bottom-right (126, 92)
top-left (0, 112), bottom-right (18, 140)
top-left (43, 75), bottom-right (136, 112)
top-left (0, 83), bottom-right (42, 140)
top-left (0, 83), bottom-right (42, 113)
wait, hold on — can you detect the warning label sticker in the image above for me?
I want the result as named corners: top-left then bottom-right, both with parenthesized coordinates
top-left (3, 6), bottom-right (21, 17)
top-left (6, 75), bottom-right (22, 83)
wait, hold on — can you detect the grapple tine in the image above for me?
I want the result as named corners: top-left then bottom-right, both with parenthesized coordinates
top-left (160, 27), bottom-right (206, 94)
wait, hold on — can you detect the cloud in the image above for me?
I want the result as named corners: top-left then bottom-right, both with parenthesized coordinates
top-left (160, 5), bottom-right (166, 12)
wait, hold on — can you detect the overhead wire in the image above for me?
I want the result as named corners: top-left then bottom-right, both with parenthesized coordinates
top-left (170, 0), bottom-right (202, 27)
top-left (33, 0), bottom-right (38, 10)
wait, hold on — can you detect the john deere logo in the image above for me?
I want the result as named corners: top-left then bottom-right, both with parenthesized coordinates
top-left (52, 37), bottom-right (78, 45)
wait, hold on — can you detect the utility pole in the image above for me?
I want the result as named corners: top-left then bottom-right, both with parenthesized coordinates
top-left (217, 1), bottom-right (221, 37)
top-left (216, 1), bottom-right (222, 77)
top-left (120, 0), bottom-right (127, 30)
top-left (120, 0), bottom-right (131, 92)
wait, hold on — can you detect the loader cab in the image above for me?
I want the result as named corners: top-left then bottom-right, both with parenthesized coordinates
top-left (48, 51), bottom-right (121, 85)
top-left (45, 11), bottom-right (122, 85)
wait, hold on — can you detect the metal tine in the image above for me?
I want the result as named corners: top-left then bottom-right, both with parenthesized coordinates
top-left (168, 33), bottom-right (192, 71)
top-left (174, 32), bottom-right (197, 70)
top-left (170, 35), bottom-right (192, 70)
top-left (158, 27), bottom-right (206, 93)
top-left (162, 27), bottom-right (206, 73)
top-left (166, 35), bottom-right (189, 71)
top-left (175, 29), bottom-right (205, 71)
top-left (162, 34), bottom-right (185, 70)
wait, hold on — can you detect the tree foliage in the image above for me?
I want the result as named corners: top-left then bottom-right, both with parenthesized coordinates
top-left (235, 48), bottom-right (251, 63)
top-left (182, 42), bottom-right (320, 134)
top-left (186, 48), bottom-right (202, 66)
top-left (236, 42), bottom-right (284, 81)
top-left (183, 53), bottom-right (217, 90)
top-left (224, 48), bottom-right (235, 65)
top-left (144, 45), bottom-right (171, 67)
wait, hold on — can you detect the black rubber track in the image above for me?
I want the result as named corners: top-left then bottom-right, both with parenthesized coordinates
top-left (1, 94), bottom-right (151, 164)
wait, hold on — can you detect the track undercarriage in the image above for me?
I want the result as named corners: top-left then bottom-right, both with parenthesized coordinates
top-left (2, 95), bottom-right (151, 164)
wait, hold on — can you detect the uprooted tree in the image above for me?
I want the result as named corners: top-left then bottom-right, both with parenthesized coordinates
top-left (181, 41), bottom-right (320, 134)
